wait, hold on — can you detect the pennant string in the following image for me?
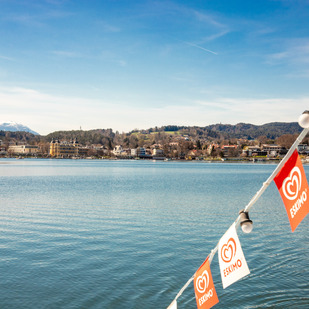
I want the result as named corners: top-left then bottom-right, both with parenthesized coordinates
top-left (176, 275), bottom-right (194, 299)
top-left (167, 126), bottom-right (309, 308)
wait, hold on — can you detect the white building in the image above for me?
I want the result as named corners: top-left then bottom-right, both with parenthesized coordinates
top-left (8, 145), bottom-right (39, 154)
top-left (262, 144), bottom-right (286, 157)
top-left (298, 144), bottom-right (309, 153)
top-left (152, 148), bottom-right (164, 156)
top-left (131, 147), bottom-right (147, 158)
top-left (131, 148), bottom-right (137, 156)
top-left (112, 145), bottom-right (127, 156)
top-left (112, 145), bottom-right (123, 155)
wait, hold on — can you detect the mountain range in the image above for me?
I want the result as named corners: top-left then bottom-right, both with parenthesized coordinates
top-left (0, 121), bottom-right (39, 135)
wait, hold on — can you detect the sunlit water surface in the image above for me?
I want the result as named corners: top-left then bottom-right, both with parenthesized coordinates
top-left (0, 159), bottom-right (308, 308)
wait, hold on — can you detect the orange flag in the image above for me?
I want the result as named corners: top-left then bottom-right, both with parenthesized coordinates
top-left (194, 258), bottom-right (219, 309)
top-left (274, 150), bottom-right (309, 232)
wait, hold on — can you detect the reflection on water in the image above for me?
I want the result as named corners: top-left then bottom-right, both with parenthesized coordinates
top-left (0, 159), bottom-right (308, 308)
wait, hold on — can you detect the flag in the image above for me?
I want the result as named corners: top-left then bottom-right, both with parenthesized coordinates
top-left (218, 223), bottom-right (250, 289)
top-left (194, 258), bottom-right (219, 309)
top-left (274, 150), bottom-right (309, 232)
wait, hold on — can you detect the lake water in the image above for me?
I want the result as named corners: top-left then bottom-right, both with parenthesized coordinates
top-left (0, 159), bottom-right (308, 308)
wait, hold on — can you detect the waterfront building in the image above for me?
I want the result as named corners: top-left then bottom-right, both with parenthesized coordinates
top-left (152, 148), bottom-right (164, 156)
top-left (112, 145), bottom-right (124, 156)
top-left (242, 146), bottom-right (267, 157)
top-left (0, 140), bottom-right (7, 155)
top-left (221, 145), bottom-right (239, 157)
top-left (131, 147), bottom-right (150, 158)
top-left (0, 147), bottom-right (6, 155)
top-left (261, 144), bottom-right (287, 157)
top-left (298, 144), bottom-right (309, 154)
top-left (78, 147), bottom-right (90, 157)
top-left (187, 149), bottom-right (198, 159)
top-left (49, 139), bottom-right (79, 157)
top-left (131, 148), bottom-right (137, 156)
top-left (206, 144), bottom-right (220, 155)
top-left (8, 145), bottom-right (40, 155)
top-left (152, 147), bottom-right (165, 160)
top-left (93, 145), bottom-right (109, 156)
top-left (137, 147), bottom-right (146, 157)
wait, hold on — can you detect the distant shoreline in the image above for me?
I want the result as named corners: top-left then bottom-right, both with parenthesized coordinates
top-left (0, 156), bottom-right (286, 164)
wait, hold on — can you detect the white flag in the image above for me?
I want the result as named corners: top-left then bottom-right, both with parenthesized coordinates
top-left (167, 300), bottom-right (177, 309)
top-left (218, 222), bottom-right (250, 289)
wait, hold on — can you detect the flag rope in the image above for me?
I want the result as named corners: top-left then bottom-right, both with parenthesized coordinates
top-left (167, 126), bottom-right (309, 308)
top-left (175, 276), bottom-right (195, 300)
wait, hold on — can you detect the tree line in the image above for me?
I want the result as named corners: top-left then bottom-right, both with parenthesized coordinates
top-left (0, 122), bottom-right (307, 158)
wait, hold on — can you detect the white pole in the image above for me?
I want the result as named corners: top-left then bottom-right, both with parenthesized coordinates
top-left (243, 127), bottom-right (309, 213)
top-left (167, 111), bottom-right (309, 305)
top-left (167, 275), bottom-right (195, 308)
top-left (209, 124), bottom-right (309, 263)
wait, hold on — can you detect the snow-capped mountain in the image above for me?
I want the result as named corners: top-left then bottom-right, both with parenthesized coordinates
top-left (0, 121), bottom-right (39, 135)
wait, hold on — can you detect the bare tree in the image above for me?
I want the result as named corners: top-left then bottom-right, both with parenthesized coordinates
top-left (276, 134), bottom-right (298, 148)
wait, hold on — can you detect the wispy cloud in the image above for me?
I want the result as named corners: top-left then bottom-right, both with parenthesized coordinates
top-left (181, 8), bottom-right (230, 54)
top-left (100, 50), bottom-right (127, 67)
top-left (201, 30), bottom-right (230, 42)
top-left (95, 20), bottom-right (121, 33)
top-left (0, 86), bottom-right (306, 135)
top-left (45, 0), bottom-right (70, 5)
top-left (196, 96), bottom-right (308, 124)
top-left (50, 50), bottom-right (82, 58)
top-left (193, 11), bottom-right (226, 29)
top-left (267, 38), bottom-right (309, 65)
top-left (3, 13), bottom-right (46, 27)
top-left (0, 55), bottom-right (15, 61)
top-left (1, 2), bottom-right (73, 27)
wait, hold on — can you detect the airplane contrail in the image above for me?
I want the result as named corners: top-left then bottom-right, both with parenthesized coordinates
top-left (185, 41), bottom-right (218, 55)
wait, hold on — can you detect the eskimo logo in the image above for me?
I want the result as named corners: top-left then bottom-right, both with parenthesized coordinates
top-left (220, 237), bottom-right (236, 263)
top-left (196, 270), bottom-right (209, 294)
top-left (282, 167), bottom-right (302, 201)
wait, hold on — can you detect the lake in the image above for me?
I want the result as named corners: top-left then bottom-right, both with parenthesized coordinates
top-left (0, 159), bottom-right (308, 308)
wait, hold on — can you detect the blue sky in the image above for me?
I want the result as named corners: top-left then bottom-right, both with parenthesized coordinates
top-left (1, 0), bottom-right (309, 135)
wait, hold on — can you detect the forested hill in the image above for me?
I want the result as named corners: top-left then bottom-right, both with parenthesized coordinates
top-left (201, 122), bottom-right (302, 139)
top-left (149, 122), bottom-right (302, 140)
top-left (1, 122), bottom-right (303, 145)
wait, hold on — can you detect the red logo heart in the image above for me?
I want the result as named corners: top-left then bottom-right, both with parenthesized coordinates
top-left (220, 237), bottom-right (236, 263)
top-left (195, 270), bottom-right (209, 294)
top-left (282, 166), bottom-right (301, 201)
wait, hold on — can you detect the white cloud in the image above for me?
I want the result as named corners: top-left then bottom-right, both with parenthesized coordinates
top-left (51, 50), bottom-right (82, 58)
top-left (196, 97), bottom-right (308, 124)
top-left (201, 30), bottom-right (230, 42)
top-left (96, 21), bottom-right (121, 33)
top-left (267, 38), bottom-right (309, 66)
top-left (100, 50), bottom-right (127, 67)
top-left (0, 55), bottom-right (15, 61)
top-left (0, 86), bottom-right (306, 135)
top-left (193, 11), bottom-right (226, 29)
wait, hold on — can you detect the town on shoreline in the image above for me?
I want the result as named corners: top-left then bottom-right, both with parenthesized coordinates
top-left (1, 125), bottom-right (309, 162)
